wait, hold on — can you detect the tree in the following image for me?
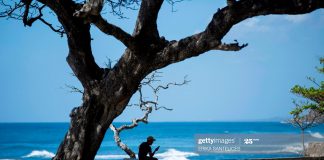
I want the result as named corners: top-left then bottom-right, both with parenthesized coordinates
top-left (109, 71), bottom-right (188, 159)
top-left (289, 57), bottom-right (324, 156)
top-left (1, 0), bottom-right (324, 159)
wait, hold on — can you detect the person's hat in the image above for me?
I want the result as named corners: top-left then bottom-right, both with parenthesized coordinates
top-left (147, 136), bottom-right (156, 141)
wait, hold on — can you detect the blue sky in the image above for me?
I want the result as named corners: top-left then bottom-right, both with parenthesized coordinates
top-left (0, 1), bottom-right (323, 122)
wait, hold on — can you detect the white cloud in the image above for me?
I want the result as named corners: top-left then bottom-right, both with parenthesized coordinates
top-left (284, 15), bottom-right (308, 23)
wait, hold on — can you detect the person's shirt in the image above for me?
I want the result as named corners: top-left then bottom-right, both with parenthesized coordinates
top-left (138, 142), bottom-right (152, 159)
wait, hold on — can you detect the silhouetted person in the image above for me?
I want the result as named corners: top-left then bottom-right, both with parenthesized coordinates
top-left (138, 136), bottom-right (159, 160)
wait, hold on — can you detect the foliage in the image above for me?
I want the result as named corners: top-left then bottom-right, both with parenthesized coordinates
top-left (289, 57), bottom-right (324, 155)
top-left (290, 57), bottom-right (324, 123)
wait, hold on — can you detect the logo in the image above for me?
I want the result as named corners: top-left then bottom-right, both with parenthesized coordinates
top-left (243, 138), bottom-right (259, 144)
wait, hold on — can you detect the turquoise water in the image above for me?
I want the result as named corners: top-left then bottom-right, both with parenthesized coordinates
top-left (0, 122), bottom-right (324, 160)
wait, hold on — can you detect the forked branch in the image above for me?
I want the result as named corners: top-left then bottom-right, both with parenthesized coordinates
top-left (110, 71), bottom-right (188, 158)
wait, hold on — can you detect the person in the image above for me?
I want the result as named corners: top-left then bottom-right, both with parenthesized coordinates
top-left (138, 136), bottom-right (159, 160)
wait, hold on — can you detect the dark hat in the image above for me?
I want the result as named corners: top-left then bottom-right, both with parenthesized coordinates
top-left (147, 136), bottom-right (156, 141)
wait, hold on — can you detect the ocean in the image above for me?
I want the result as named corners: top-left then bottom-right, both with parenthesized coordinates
top-left (0, 122), bottom-right (324, 160)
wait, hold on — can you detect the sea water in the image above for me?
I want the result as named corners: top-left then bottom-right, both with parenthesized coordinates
top-left (0, 122), bottom-right (324, 160)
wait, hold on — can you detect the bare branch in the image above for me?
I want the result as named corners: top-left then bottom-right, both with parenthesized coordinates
top-left (109, 104), bottom-right (152, 158)
top-left (38, 18), bottom-right (65, 37)
top-left (307, 76), bottom-right (321, 87)
top-left (0, 1), bottom-right (25, 19)
top-left (109, 124), bottom-right (137, 158)
top-left (0, 0), bottom-right (65, 36)
top-left (133, 0), bottom-right (164, 41)
top-left (105, 0), bottom-right (140, 18)
top-left (74, 0), bottom-right (141, 19)
top-left (25, 3), bottom-right (65, 36)
top-left (154, 76), bottom-right (189, 92)
top-left (117, 106), bottom-right (152, 132)
top-left (214, 41), bottom-right (248, 51)
top-left (110, 72), bottom-right (188, 158)
top-left (154, 0), bottom-right (324, 69)
top-left (91, 15), bottom-right (136, 50)
top-left (65, 84), bottom-right (84, 94)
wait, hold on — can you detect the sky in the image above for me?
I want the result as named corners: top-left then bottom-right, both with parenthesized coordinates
top-left (0, 0), bottom-right (323, 122)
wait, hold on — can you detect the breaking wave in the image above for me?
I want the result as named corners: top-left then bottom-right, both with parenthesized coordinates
top-left (155, 149), bottom-right (199, 160)
top-left (281, 144), bottom-right (303, 154)
top-left (309, 131), bottom-right (324, 139)
top-left (96, 148), bottom-right (198, 160)
top-left (22, 149), bottom-right (198, 160)
top-left (95, 154), bottom-right (129, 159)
top-left (22, 150), bottom-right (55, 158)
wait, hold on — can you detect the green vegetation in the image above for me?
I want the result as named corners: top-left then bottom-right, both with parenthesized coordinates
top-left (289, 57), bottom-right (324, 156)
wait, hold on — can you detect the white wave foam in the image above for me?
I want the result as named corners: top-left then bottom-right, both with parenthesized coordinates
top-left (96, 148), bottom-right (198, 160)
top-left (309, 132), bottom-right (324, 139)
top-left (280, 120), bottom-right (288, 124)
top-left (155, 149), bottom-right (198, 160)
top-left (95, 154), bottom-right (129, 159)
top-left (21, 148), bottom-right (197, 160)
top-left (281, 143), bottom-right (303, 154)
top-left (22, 150), bottom-right (55, 158)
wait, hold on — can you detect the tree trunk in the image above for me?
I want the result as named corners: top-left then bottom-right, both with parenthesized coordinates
top-left (302, 129), bottom-right (306, 156)
top-left (51, 6), bottom-right (154, 159)
top-left (52, 47), bottom-right (153, 160)
top-left (52, 80), bottom-right (143, 159)
top-left (53, 96), bottom-right (110, 160)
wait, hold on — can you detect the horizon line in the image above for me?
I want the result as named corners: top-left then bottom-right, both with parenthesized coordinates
top-left (0, 120), bottom-right (287, 123)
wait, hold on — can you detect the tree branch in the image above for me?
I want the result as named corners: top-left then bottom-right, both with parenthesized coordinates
top-left (39, 0), bottom-right (103, 90)
top-left (65, 84), bottom-right (84, 94)
top-left (0, 0), bottom-right (68, 35)
top-left (39, 18), bottom-right (65, 37)
top-left (22, 0), bottom-right (33, 26)
top-left (133, 0), bottom-right (164, 42)
top-left (154, 0), bottom-right (324, 68)
top-left (91, 15), bottom-right (136, 50)
top-left (110, 124), bottom-right (137, 158)
top-left (109, 71), bottom-right (188, 158)
top-left (2, 0), bottom-right (101, 89)
top-left (73, 0), bottom-right (104, 18)
top-left (214, 41), bottom-right (248, 51)
top-left (21, 2), bottom-right (66, 37)
top-left (116, 106), bottom-right (152, 132)
top-left (0, 1), bottom-right (24, 19)
top-left (106, 0), bottom-right (140, 18)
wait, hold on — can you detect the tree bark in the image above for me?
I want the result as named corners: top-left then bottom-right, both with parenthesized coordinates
top-left (53, 49), bottom-right (153, 159)
top-left (53, 96), bottom-right (110, 160)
